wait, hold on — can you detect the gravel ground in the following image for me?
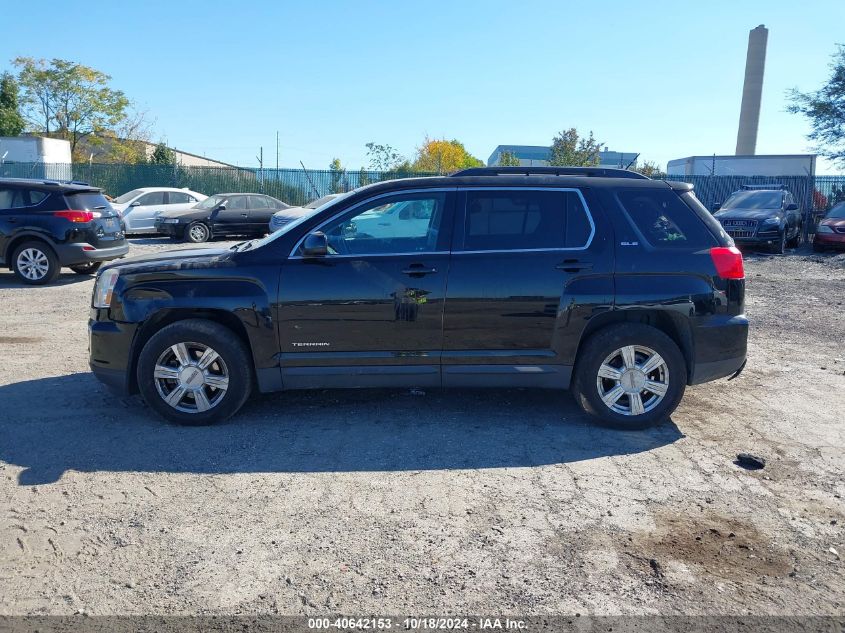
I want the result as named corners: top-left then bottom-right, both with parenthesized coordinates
top-left (0, 238), bottom-right (843, 616)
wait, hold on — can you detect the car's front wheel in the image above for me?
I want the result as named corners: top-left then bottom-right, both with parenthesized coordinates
top-left (70, 261), bottom-right (102, 275)
top-left (137, 319), bottom-right (254, 425)
top-left (185, 222), bottom-right (211, 243)
top-left (772, 230), bottom-right (787, 254)
top-left (12, 241), bottom-right (60, 285)
top-left (572, 323), bottom-right (687, 430)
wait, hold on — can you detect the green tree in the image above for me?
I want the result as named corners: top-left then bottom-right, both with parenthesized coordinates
top-left (13, 57), bottom-right (133, 159)
top-left (787, 44), bottom-right (845, 166)
top-left (498, 150), bottom-right (520, 166)
top-left (358, 167), bottom-right (371, 187)
top-left (632, 159), bottom-right (666, 178)
top-left (329, 157), bottom-right (347, 193)
top-left (412, 137), bottom-right (483, 174)
top-left (149, 142), bottom-right (176, 165)
top-left (0, 72), bottom-right (25, 136)
top-left (365, 142), bottom-right (405, 171)
top-left (549, 128), bottom-right (603, 167)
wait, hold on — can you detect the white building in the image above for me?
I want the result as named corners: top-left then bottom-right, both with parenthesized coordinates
top-left (667, 154), bottom-right (816, 177)
top-left (0, 136), bottom-right (72, 179)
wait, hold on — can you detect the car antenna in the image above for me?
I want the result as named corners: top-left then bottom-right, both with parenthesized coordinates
top-left (299, 161), bottom-right (321, 199)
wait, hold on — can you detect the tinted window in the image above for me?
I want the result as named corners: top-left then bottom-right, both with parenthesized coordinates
top-left (0, 188), bottom-right (26, 209)
top-left (721, 190), bottom-right (782, 210)
top-left (29, 190), bottom-right (47, 205)
top-left (461, 190), bottom-right (591, 251)
top-left (617, 188), bottom-right (714, 249)
top-left (826, 202), bottom-right (845, 219)
top-left (317, 193), bottom-right (445, 255)
top-left (137, 192), bottom-right (166, 206)
top-left (248, 195), bottom-right (269, 209)
top-left (114, 189), bottom-right (144, 204)
top-left (64, 192), bottom-right (111, 211)
top-left (227, 196), bottom-right (248, 210)
top-left (167, 192), bottom-right (191, 204)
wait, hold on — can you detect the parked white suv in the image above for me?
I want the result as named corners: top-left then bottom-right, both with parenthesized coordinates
top-left (111, 187), bottom-right (207, 234)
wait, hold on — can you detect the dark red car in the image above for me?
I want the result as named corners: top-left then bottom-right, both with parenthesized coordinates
top-left (813, 202), bottom-right (845, 251)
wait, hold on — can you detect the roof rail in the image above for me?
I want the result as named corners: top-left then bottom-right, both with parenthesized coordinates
top-left (740, 183), bottom-right (786, 190)
top-left (450, 166), bottom-right (649, 179)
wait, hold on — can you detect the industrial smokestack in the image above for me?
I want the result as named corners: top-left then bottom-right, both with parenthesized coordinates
top-left (735, 25), bottom-right (768, 155)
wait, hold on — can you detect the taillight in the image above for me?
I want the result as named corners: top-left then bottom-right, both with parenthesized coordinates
top-left (710, 246), bottom-right (744, 279)
top-left (53, 210), bottom-right (94, 223)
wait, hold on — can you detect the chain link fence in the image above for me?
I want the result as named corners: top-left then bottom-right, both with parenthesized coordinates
top-left (2, 161), bottom-right (844, 224)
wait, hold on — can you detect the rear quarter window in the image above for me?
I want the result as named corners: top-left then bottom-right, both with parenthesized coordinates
top-left (615, 188), bottom-right (717, 249)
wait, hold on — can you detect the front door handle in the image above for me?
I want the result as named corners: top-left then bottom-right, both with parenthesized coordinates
top-left (240, 212), bottom-right (249, 217)
top-left (555, 260), bottom-right (593, 272)
top-left (402, 264), bottom-right (437, 276)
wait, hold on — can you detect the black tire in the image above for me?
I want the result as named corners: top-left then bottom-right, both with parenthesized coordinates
top-left (69, 261), bottom-right (102, 275)
top-left (572, 323), bottom-right (687, 430)
top-left (11, 240), bottom-right (60, 285)
top-left (786, 226), bottom-right (802, 248)
top-left (136, 319), bottom-right (254, 425)
top-left (771, 230), bottom-right (786, 254)
top-left (185, 222), bottom-right (211, 243)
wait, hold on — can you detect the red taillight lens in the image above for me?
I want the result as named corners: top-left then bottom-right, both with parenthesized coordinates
top-left (710, 246), bottom-right (744, 279)
top-left (54, 210), bottom-right (94, 223)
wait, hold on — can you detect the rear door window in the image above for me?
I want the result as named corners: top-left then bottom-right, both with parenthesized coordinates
top-left (248, 195), bottom-right (269, 209)
top-left (616, 188), bottom-right (715, 249)
top-left (167, 192), bottom-right (191, 204)
top-left (460, 189), bottom-right (592, 251)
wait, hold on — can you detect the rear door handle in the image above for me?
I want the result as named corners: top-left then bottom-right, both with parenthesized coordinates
top-left (555, 260), bottom-right (593, 272)
top-left (402, 264), bottom-right (437, 276)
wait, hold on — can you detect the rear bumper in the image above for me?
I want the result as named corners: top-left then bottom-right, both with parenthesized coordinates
top-left (689, 314), bottom-right (749, 385)
top-left (89, 318), bottom-right (137, 395)
top-left (55, 242), bottom-right (129, 265)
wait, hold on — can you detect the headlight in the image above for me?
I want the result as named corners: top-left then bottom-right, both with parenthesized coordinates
top-left (817, 224), bottom-right (835, 234)
top-left (93, 269), bottom-right (119, 308)
top-left (160, 218), bottom-right (182, 224)
top-left (761, 217), bottom-right (780, 225)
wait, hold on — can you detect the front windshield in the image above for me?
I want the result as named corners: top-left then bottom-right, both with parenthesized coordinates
top-left (721, 190), bottom-right (783, 210)
top-left (114, 189), bottom-right (144, 204)
top-left (305, 194), bottom-right (338, 209)
top-left (825, 202), bottom-right (845, 219)
top-left (195, 195), bottom-right (225, 210)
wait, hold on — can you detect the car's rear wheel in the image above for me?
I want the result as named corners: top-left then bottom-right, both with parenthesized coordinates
top-left (137, 319), bottom-right (253, 425)
top-left (185, 222), bottom-right (210, 243)
top-left (572, 323), bottom-right (687, 430)
top-left (70, 261), bottom-right (102, 275)
top-left (12, 241), bottom-right (60, 285)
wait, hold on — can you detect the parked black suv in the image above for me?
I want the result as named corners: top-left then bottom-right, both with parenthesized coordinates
top-left (0, 178), bottom-right (128, 284)
top-left (89, 167), bottom-right (748, 429)
top-left (713, 184), bottom-right (803, 254)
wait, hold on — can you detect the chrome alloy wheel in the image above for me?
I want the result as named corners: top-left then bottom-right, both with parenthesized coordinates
top-left (17, 248), bottom-right (49, 281)
top-left (596, 345), bottom-right (669, 416)
top-left (189, 223), bottom-right (209, 242)
top-left (153, 342), bottom-right (229, 413)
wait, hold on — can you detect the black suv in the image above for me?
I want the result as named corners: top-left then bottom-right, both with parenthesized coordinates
top-left (89, 167), bottom-right (748, 429)
top-left (1, 178), bottom-right (128, 284)
top-left (713, 184), bottom-right (803, 254)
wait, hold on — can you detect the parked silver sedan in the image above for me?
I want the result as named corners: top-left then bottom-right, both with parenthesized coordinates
top-left (268, 193), bottom-right (343, 232)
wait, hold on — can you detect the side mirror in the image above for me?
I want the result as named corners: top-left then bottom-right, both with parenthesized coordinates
top-left (711, 202), bottom-right (721, 212)
top-left (786, 202), bottom-right (799, 211)
top-left (130, 201), bottom-right (141, 207)
top-left (217, 204), bottom-right (226, 211)
top-left (302, 231), bottom-right (328, 257)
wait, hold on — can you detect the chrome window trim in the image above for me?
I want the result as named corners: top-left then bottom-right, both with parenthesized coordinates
top-left (455, 186), bottom-right (595, 253)
top-left (287, 185), bottom-right (595, 258)
top-left (289, 187), bottom-right (456, 258)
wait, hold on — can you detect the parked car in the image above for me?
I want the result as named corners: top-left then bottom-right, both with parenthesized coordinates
top-left (1, 178), bottom-right (128, 284)
top-left (813, 202), bottom-right (845, 251)
top-left (110, 187), bottom-right (207, 234)
top-left (155, 193), bottom-right (289, 243)
top-left (712, 185), bottom-right (802, 254)
top-left (89, 166), bottom-right (747, 429)
top-left (269, 193), bottom-right (343, 232)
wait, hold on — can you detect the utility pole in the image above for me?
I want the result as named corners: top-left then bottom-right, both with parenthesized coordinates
top-left (276, 131), bottom-right (279, 173)
top-left (256, 146), bottom-right (264, 192)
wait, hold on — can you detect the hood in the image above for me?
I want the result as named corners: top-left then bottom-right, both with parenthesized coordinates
top-left (102, 247), bottom-right (233, 275)
top-left (156, 207), bottom-right (207, 220)
top-left (820, 217), bottom-right (845, 228)
top-left (715, 208), bottom-right (783, 220)
top-left (272, 206), bottom-right (315, 220)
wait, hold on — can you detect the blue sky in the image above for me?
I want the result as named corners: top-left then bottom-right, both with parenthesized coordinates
top-left (1, 0), bottom-right (843, 172)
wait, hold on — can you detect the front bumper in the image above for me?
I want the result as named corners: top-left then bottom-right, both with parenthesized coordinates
top-left (154, 221), bottom-right (184, 237)
top-left (54, 242), bottom-right (129, 266)
top-left (813, 232), bottom-right (845, 249)
top-left (89, 317), bottom-right (138, 395)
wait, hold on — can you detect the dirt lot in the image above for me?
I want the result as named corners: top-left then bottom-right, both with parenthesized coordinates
top-left (0, 238), bottom-right (843, 616)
